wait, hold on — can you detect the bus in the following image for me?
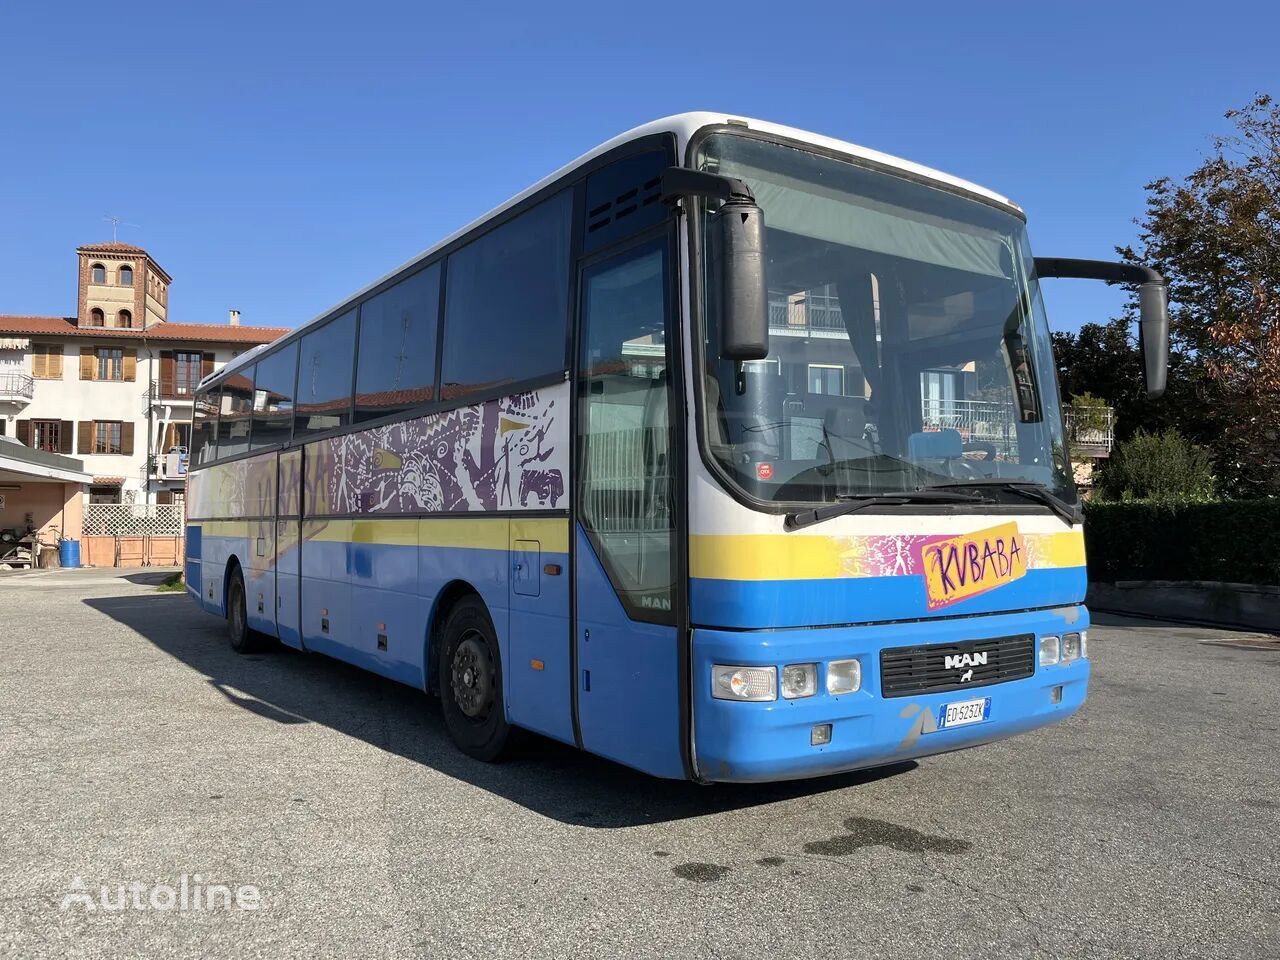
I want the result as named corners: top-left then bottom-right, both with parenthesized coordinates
top-left (185, 113), bottom-right (1168, 782)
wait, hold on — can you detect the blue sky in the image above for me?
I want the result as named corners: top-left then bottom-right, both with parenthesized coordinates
top-left (2, 1), bottom-right (1276, 334)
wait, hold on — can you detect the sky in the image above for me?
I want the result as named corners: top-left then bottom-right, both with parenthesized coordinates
top-left (2, 1), bottom-right (1277, 335)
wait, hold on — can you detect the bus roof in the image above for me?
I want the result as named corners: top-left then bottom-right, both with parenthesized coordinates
top-left (205, 112), bottom-right (1021, 387)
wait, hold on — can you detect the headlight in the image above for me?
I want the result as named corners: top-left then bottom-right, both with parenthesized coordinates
top-left (781, 663), bottom-right (817, 699)
top-left (826, 659), bottom-right (861, 695)
top-left (712, 664), bottom-right (777, 701)
top-left (1061, 632), bottom-right (1084, 662)
top-left (1039, 635), bottom-right (1060, 667)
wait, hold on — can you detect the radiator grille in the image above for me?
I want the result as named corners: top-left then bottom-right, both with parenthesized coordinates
top-left (879, 633), bottom-right (1035, 698)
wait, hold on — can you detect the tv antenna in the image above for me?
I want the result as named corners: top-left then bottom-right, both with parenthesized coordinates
top-left (103, 215), bottom-right (140, 242)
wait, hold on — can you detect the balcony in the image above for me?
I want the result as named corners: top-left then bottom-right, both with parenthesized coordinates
top-left (142, 381), bottom-right (197, 415)
top-left (142, 451), bottom-right (189, 484)
top-left (0, 372), bottom-right (35, 405)
top-left (1064, 405), bottom-right (1116, 458)
top-left (921, 398), bottom-right (1116, 459)
top-left (769, 294), bottom-right (847, 338)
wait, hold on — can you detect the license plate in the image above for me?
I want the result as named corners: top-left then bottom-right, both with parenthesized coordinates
top-left (937, 697), bottom-right (991, 730)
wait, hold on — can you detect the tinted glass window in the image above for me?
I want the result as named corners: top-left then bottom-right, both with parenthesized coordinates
top-left (252, 344), bottom-right (297, 449)
top-left (216, 369), bottom-right (255, 458)
top-left (355, 262), bottom-right (440, 421)
top-left (295, 310), bottom-right (355, 437)
top-left (192, 389), bottom-right (218, 465)
top-left (441, 189), bottom-right (571, 399)
top-left (578, 241), bottom-right (674, 624)
top-left (583, 150), bottom-right (668, 254)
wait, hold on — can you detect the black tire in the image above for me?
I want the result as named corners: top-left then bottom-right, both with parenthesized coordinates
top-left (226, 566), bottom-right (267, 654)
top-left (437, 596), bottom-right (514, 761)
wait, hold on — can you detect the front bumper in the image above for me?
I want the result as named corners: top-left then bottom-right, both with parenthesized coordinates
top-left (692, 605), bottom-right (1090, 783)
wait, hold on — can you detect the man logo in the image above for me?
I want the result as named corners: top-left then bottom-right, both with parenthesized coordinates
top-left (944, 652), bottom-right (988, 671)
top-left (960, 668), bottom-right (974, 683)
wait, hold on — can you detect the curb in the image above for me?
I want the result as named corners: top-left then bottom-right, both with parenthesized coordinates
top-left (1087, 580), bottom-right (1280, 633)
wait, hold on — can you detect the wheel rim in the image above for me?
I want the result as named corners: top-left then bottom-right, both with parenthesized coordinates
top-left (450, 631), bottom-right (494, 720)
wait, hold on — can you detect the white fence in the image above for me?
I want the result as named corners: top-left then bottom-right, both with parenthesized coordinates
top-left (82, 503), bottom-right (184, 538)
top-left (921, 398), bottom-right (1116, 457)
top-left (920, 398), bottom-right (1020, 456)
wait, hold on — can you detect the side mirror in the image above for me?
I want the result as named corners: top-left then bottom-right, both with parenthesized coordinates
top-left (661, 167), bottom-right (770, 361)
top-left (1137, 281), bottom-right (1169, 399)
top-left (1034, 257), bottom-right (1170, 398)
top-left (712, 196), bottom-right (769, 361)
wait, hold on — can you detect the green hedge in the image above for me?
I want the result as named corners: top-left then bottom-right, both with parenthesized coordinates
top-left (1083, 500), bottom-right (1280, 585)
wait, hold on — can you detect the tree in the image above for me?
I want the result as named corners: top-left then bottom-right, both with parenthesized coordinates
top-left (1094, 429), bottom-right (1216, 502)
top-left (1052, 319), bottom-right (1211, 447)
top-left (1117, 94), bottom-right (1280, 496)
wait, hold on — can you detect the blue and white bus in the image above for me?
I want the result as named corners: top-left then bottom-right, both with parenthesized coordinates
top-left (186, 113), bottom-right (1168, 782)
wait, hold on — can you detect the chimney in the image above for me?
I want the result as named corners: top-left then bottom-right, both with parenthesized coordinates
top-left (229, 309), bottom-right (241, 327)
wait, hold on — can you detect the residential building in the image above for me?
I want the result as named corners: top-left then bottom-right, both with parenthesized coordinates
top-left (0, 242), bottom-right (288, 507)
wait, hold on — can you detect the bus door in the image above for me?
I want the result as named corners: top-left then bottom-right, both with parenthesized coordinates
top-left (275, 448), bottom-right (304, 650)
top-left (572, 234), bottom-right (685, 779)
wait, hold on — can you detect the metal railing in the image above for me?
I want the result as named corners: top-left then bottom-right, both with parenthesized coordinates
top-left (920, 398), bottom-right (1019, 456)
top-left (0, 371), bottom-right (35, 402)
top-left (142, 380), bottom-right (198, 414)
top-left (919, 398), bottom-right (1116, 457)
top-left (768, 294), bottom-right (846, 335)
top-left (1065, 406), bottom-right (1116, 455)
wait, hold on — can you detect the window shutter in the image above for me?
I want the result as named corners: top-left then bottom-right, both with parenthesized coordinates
top-left (123, 348), bottom-right (137, 382)
top-left (48, 345), bottom-right (63, 379)
top-left (16, 420), bottom-right (30, 446)
top-left (201, 353), bottom-right (214, 378)
top-left (79, 347), bottom-right (96, 380)
top-left (78, 421), bottom-right (94, 454)
top-left (32, 348), bottom-right (46, 379)
top-left (59, 421), bottom-right (74, 454)
top-left (159, 350), bottom-right (175, 396)
top-left (121, 421), bottom-right (135, 456)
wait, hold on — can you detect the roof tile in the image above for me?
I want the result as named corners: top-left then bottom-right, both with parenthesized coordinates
top-left (0, 315), bottom-right (288, 345)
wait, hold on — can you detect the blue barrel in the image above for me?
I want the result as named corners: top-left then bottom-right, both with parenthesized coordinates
top-left (59, 538), bottom-right (81, 569)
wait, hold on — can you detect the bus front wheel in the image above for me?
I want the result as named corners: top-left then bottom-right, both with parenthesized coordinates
top-left (437, 596), bottom-right (513, 761)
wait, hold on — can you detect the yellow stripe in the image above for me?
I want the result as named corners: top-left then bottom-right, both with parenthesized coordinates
top-left (691, 534), bottom-right (847, 581)
top-left (304, 518), bottom-right (353, 543)
top-left (1025, 531), bottom-right (1086, 568)
top-left (299, 515), bottom-right (569, 552)
top-left (419, 517), bottom-right (509, 550)
top-left (352, 518), bottom-right (419, 547)
top-left (510, 518), bottom-right (570, 554)
top-left (690, 529), bottom-right (1086, 581)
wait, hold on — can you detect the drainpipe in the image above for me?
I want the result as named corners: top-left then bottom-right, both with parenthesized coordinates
top-left (142, 330), bottom-right (154, 506)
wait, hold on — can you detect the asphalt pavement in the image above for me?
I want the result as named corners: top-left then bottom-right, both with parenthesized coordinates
top-left (1, 568), bottom-right (1276, 959)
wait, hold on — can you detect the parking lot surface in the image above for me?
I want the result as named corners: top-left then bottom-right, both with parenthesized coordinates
top-left (1, 568), bottom-right (1276, 959)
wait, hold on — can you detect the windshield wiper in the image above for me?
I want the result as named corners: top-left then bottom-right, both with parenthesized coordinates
top-left (784, 490), bottom-right (988, 531)
top-left (928, 480), bottom-right (1081, 525)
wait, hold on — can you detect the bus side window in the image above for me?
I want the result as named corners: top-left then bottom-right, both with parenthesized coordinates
top-left (577, 239), bottom-right (674, 623)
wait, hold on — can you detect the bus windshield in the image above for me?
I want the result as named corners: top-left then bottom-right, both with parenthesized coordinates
top-left (697, 133), bottom-right (1074, 506)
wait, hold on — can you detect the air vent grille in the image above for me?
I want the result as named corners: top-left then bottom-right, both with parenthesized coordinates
top-left (582, 150), bottom-right (670, 253)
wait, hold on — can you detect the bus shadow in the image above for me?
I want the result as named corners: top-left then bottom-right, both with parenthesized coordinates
top-left (84, 593), bottom-right (917, 828)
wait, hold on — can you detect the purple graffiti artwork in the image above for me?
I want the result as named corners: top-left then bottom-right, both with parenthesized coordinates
top-left (305, 385), bottom-right (568, 516)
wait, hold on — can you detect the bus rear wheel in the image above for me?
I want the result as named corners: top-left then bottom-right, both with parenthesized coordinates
top-left (226, 566), bottom-right (268, 654)
top-left (437, 596), bottom-right (514, 761)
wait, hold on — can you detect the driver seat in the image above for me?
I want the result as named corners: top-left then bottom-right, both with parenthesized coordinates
top-left (907, 429), bottom-right (964, 461)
